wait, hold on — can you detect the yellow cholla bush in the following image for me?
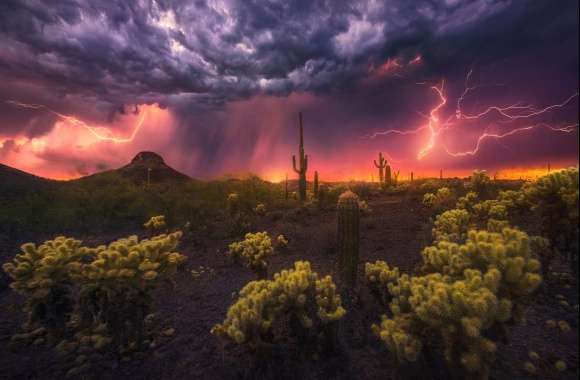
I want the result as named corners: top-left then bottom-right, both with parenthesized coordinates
top-left (253, 203), bottom-right (267, 215)
top-left (76, 232), bottom-right (185, 350)
top-left (422, 187), bottom-right (455, 213)
top-left (211, 261), bottom-right (345, 349)
top-left (143, 215), bottom-right (166, 232)
top-left (368, 225), bottom-right (542, 377)
top-left (365, 261), bottom-right (401, 305)
top-left (523, 167), bottom-right (579, 273)
top-left (470, 169), bottom-right (491, 197)
top-left (432, 208), bottom-right (472, 244)
top-left (371, 269), bottom-right (510, 375)
top-left (422, 228), bottom-right (542, 303)
top-left (2, 237), bottom-right (95, 334)
top-left (82, 231), bottom-right (185, 284)
top-left (456, 191), bottom-right (478, 212)
top-left (227, 232), bottom-right (274, 272)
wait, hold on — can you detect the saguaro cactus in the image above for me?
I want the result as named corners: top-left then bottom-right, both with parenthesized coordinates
top-left (410, 171), bottom-right (414, 183)
top-left (393, 170), bottom-right (400, 186)
top-left (337, 191), bottom-right (360, 287)
top-left (292, 112), bottom-right (308, 201)
top-left (313, 171), bottom-right (319, 199)
top-left (385, 165), bottom-right (392, 187)
top-left (284, 173), bottom-right (289, 200)
top-left (374, 152), bottom-right (387, 186)
top-left (440, 169), bottom-right (443, 180)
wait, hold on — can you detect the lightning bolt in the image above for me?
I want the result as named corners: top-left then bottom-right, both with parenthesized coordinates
top-left (444, 123), bottom-right (579, 157)
top-left (5, 100), bottom-right (147, 143)
top-left (365, 69), bottom-right (578, 160)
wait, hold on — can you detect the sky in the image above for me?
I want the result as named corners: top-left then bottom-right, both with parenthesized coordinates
top-left (0, 0), bottom-right (578, 181)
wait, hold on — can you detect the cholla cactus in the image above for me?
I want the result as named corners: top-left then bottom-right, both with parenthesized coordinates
top-left (471, 170), bottom-right (491, 197)
top-left (211, 261), bottom-right (345, 350)
top-left (228, 232), bottom-right (274, 278)
top-left (78, 232), bottom-right (186, 349)
top-left (254, 203), bottom-right (267, 216)
top-left (372, 270), bottom-right (506, 375)
top-left (523, 167), bottom-right (579, 273)
top-left (456, 191), bottom-right (478, 212)
top-left (369, 224), bottom-right (542, 377)
top-left (432, 208), bottom-right (471, 244)
top-left (422, 187), bottom-right (455, 213)
top-left (422, 228), bottom-right (542, 306)
top-left (337, 191), bottom-right (360, 287)
top-left (276, 234), bottom-right (289, 252)
top-left (365, 261), bottom-right (400, 305)
top-left (143, 215), bottom-right (166, 233)
top-left (3, 237), bottom-right (94, 335)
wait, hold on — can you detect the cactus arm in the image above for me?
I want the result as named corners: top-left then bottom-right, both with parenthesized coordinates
top-left (292, 155), bottom-right (300, 174)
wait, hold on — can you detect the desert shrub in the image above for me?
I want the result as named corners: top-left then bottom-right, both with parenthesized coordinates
top-left (367, 226), bottom-right (542, 378)
top-left (348, 182), bottom-right (374, 199)
top-left (456, 191), bottom-right (478, 212)
top-left (419, 179), bottom-right (442, 193)
top-left (3, 237), bottom-right (94, 338)
top-left (143, 215), bottom-right (166, 233)
top-left (275, 234), bottom-right (289, 253)
top-left (211, 261), bottom-right (345, 351)
top-left (470, 170), bottom-right (492, 198)
top-left (522, 167), bottom-right (579, 273)
top-left (422, 187), bottom-right (456, 214)
top-left (254, 203), bottom-right (267, 216)
top-left (386, 183), bottom-right (410, 194)
top-left (76, 231), bottom-right (186, 351)
top-left (3, 230), bottom-right (186, 358)
top-left (358, 200), bottom-right (372, 215)
top-left (432, 209), bottom-right (472, 244)
top-left (228, 232), bottom-right (274, 278)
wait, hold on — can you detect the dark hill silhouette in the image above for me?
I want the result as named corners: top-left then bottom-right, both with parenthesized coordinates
top-left (90, 151), bottom-right (191, 185)
top-left (0, 151), bottom-right (192, 194)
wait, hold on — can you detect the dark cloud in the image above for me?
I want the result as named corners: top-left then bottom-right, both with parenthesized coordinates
top-left (0, 0), bottom-right (577, 177)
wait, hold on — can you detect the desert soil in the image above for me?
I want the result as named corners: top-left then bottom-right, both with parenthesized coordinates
top-left (0, 192), bottom-right (577, 380)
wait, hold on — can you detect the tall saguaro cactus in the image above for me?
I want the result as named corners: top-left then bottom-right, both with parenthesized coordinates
top-left (292, 112), bottom-right (308, 201)
top-left (374, 152), bottom-right (387, 186)
top-left (385, 164), bottom-right (392, 187)
top-left (313, 171), bottom-right (319, 199)
top-left (337, 191), bottom-right (360, 288)
top-left (284, 173), bottom-right (289, 200)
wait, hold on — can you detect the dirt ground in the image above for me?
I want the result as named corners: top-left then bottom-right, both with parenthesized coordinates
top-left (0, 192), bottom-right (577, 380)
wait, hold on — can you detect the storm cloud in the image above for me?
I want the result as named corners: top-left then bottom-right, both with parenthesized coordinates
top-left (0, 0), bottom-right (578, 179)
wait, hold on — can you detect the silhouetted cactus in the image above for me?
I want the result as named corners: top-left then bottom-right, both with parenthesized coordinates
top-left (313, 171), bottom-right (319, 199)
top-left (374, 152), bottom-right (387, 186)
top-left (284, 173), bottom-right (289, 200)
top-left (410, 172), bottom-right (414, 183)
top-left (292, 113), bottom-right (308, 201)
top-left (337, 191), bottom-right (360, 287)
top-left (440, 169), bottom-right (443, 180)
top-left (393, 170), bottom-right (400, 186)
top-left (386, 165), bottom-right (392, 187)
